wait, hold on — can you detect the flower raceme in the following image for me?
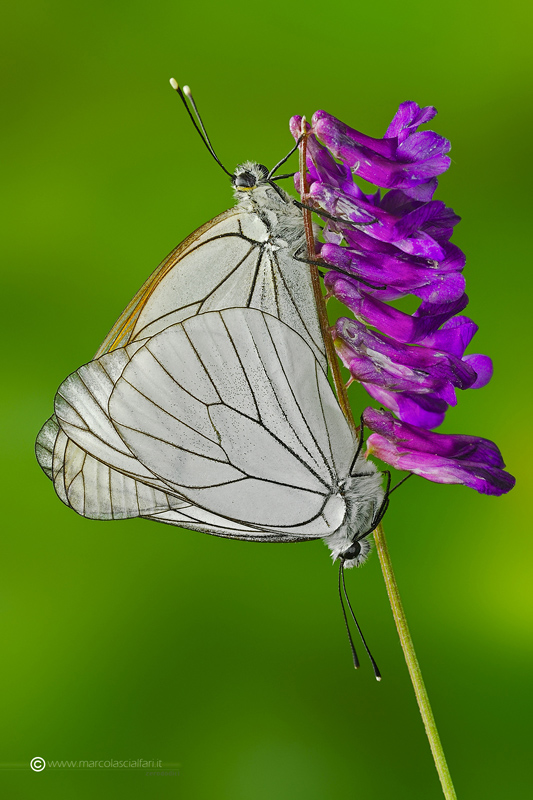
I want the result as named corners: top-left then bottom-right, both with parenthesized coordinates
top-left (291, 103), bottom-right (514, 496)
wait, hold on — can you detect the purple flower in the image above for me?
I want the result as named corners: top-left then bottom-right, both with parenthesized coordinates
top-left (363, 386), bottom-right (449, 430)
top-left (321, 236), bottom-right (466, 303)
top-left (364, 409), bottom-right (515, 496)
top-left (324, 276), bottom-right (469, 341)
top-left (310, 183), bottom-right (460, 260)
top-left (290, 101), bottom-right (515, 495)
top-left (312, 103), bottom-right (451, 201)
top-left (332, 316), bottom-right (490, 428)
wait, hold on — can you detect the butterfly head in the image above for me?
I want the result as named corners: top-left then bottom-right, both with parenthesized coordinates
top-left (232, 162), bottom-right (270, 192)
top-left (339, 538), bottom-right (372, 569)
top-left (231, 160), bottom-right (298, 221)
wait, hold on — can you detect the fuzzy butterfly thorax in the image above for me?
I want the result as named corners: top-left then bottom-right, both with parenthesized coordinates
top-left (328, 467), bottom-right (385, 568)
top-left (232, 161), bottom-right (308, 252)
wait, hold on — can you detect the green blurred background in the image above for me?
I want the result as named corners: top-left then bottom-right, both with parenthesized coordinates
top-left (2, 0), bottom-right (531, 797)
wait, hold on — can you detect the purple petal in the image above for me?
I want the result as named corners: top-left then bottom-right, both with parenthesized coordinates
top-left (403, 178), bottom-right (439, 201)
top-left (413, 272), bottom-right (466, 304)
top-left (363, 409), bottom-right (514, 495)
top-left (321, 243), bottom-right (445, 292)
top-left (392, 230), bottom-right (446, 260)
top-left (289, 114), bottom-right (306, 139)
top-left (418, 316), bottom-right (477, 356)
top-left (421, 204), bottom-right (461, 242)
top-left (292, 116), bottom-right (359, 195)
top-left (334, 317), bottom-right (477, 396)
top-left (385, 102), bottom-right (438, 142)
top-left (363, 408), bottom-right (505, 466)
top-left (317, 253), bottom-right (464, 304)
top-left (363, 385), bottom-right (448, 428)
top-left (430, 241), bottom-right (466, 273)
top-left (414, 294), bottom-right (470, 324)
top-left (309, 182), bottom-right (377, 225)
top-left (312, 110), bottom-right (398, 159)
top-left (324, 276), bottom-right (468, 343)
top-left (366, 434), bottom-right (515, 495)
top-left (378, 189), bottom-right (420, 216)
top-left (313, 112), bottom-right (451, 191)
top-left (396, 130), bottom-right (451, 164)
top-left (321, 249), bottom-right (464, 303)
top-left (463, 354), bottom-right (493, 388)
top-left (342, 230), bottom-right (465, 276)
top-left (387, 198), bottom-right (459, 243)
top-left (309, 184), bottom-right (448, 259)
top-left (359, 153), bottom-right (448, 193)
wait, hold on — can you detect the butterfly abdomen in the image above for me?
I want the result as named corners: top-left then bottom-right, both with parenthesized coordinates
top-left (324, 469), bottom-right (385, 567)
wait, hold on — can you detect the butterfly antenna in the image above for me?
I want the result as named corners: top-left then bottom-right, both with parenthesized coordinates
top-left (338, 560), bottom-right (360, 670)
top-left (340, 562), bottom-right (382, 681)
top-left (268, 135), bottom-right (303, 180)
top-left (169, 78), bottom-right (233, 178)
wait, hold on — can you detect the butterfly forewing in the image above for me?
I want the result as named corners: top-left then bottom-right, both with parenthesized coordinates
top-left (94, 208), bottom-right (326, 370)
top-left (108, 310), bottom-right (350, 530)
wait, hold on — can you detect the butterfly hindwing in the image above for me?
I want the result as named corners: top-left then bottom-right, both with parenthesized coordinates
top-left (40, 309), bottom-right (353, 539)
top-left (108, 309), bottom-right (351, 535)
top-left (36, 414), bottom-right (188, 520)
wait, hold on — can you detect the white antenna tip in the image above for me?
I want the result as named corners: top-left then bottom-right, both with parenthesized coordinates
top-left (183, 85), bottom-right (192, 98)
top-left (169, 78), bottom-right (178, 90)
top-left (375, 675), bottom-right (382, 682)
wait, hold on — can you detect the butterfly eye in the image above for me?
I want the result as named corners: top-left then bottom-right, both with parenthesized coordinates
top-left (233, 170), bottom-right (257, 190)
top-left (342, 541), bottom-right (362, 561)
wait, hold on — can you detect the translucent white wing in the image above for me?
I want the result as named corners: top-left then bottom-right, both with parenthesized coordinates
top-left (36, 417), bottom-right (188, 520)
top-left (36, 351), bottom-right (190, 520)
top-left (41, 309), bottom-right (357, 541)
top-left (95, 208), bottom-right (326, 370)
top-left (36, 208), bottom-right (326, 519)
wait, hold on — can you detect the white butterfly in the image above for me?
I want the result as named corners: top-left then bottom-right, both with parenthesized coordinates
top-left (36, 88), bottom-right (385, 570)
top-left (37, 306), bottom-right (384, 568)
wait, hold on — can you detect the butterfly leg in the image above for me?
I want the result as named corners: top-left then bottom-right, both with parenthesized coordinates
top-left (349, 413), bottom-right (367, 475)
top-left (387, 472), bottom-right (414, 495)
top-left (294, 199), bottom-right (378, 228)
top-left (291, 246), bottom-right (387, 291)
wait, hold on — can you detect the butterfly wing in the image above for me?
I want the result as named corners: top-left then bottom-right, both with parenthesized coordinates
top-left (44, 309), bottom-right (356, 541)
top-left (36, 347), bottom-right (192, 520)
top-left (36, 418), bottom-right (189, 520)
top-left (94, 208), bottom-right (326, 370)
top-left (37, 206), bottom-right (328, 526)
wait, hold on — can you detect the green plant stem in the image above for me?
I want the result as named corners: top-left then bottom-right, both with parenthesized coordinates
top-left (298, 121), bottom-right (458, 800)
top-left (373, 523), bottom-right (457, 800)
